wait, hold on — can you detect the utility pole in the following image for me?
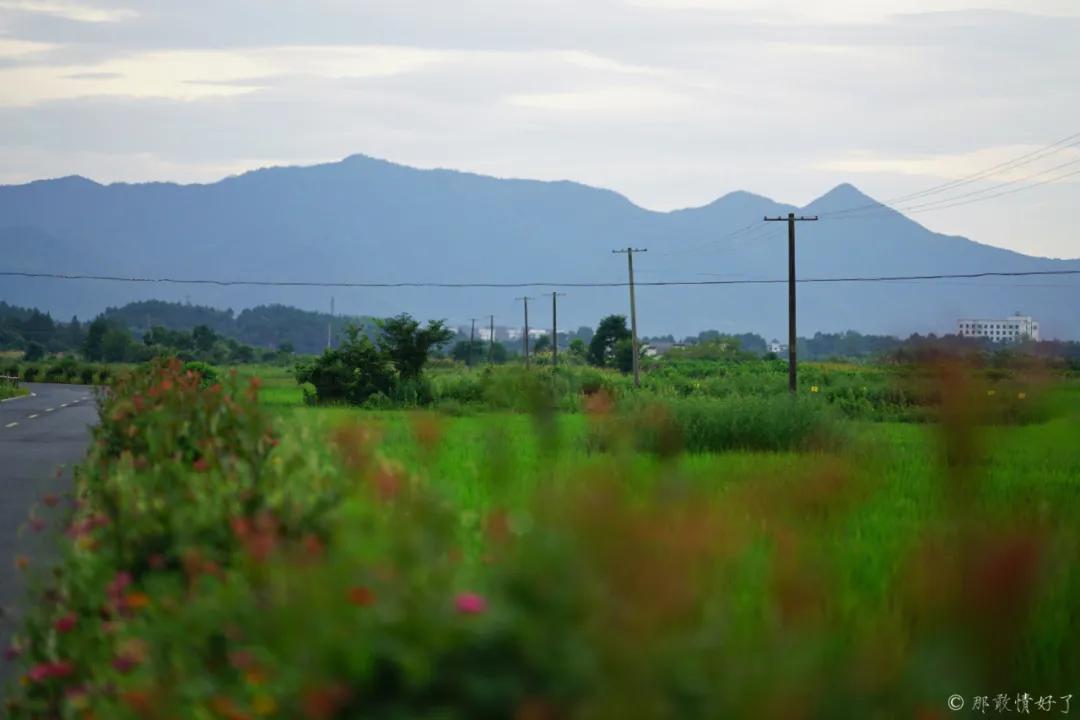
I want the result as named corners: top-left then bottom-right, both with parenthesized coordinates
top-left (489, 315), bottom-right (495, 365)
top-left (327, 296), bottom-right (335, 350)
top-left (516, 297), bottom-right (534, 368)
top-left (551, 291), bottom-right (566, 367)
top-left (468, 318), bottom-right (477, 367)
top-left (763, 213), bottom-right (818, 393)
top-left (612, 247), bottom-right (647, 387)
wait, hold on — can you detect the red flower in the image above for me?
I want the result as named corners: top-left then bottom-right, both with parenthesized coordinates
top-left (347, 586), bottom-right (376, 607)
top-left (54, 613), bottom-right (77, 633)
top-left (454, 592), bottom-right (488, 615)
top-left (29, 517), bottom-right (46, 532)
top-left (112, 655), bottom-right (139, 674)
top-left (193, 457), bottom-right (210, 472)
top-left (5, 645), bottom-right (22, 662)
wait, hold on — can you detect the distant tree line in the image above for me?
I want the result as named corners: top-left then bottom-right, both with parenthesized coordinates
top-left (3, 300), bottom-right (1078, 370)
top-left (102, 300), bottom-right (372, 355)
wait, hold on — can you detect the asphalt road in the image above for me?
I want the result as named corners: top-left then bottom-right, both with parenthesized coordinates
top-left (0, 383), bottom-right (96, 688)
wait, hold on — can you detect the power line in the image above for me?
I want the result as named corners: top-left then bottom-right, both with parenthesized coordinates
top-left (2, 269), bottom-right (1078, 288)
top-left (662, 130), bottom-right (1080, 258)
top-left (829, 158), bottom-right (1080, 220)
top-left (820, 130), bottom-right (1080, 219)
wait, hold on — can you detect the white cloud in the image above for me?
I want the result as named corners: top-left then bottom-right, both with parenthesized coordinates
top-left (0, 0), bottom-right (136, 23)
top-left (817, 145), bottom-right (1080, 183)
top-left (506, 86), bottom-right (693, 113)
top-left (0, 45), bottom-right (446, 105)
top-left (626, 0), bottom-right (1080, 21)
top-left (0, 36), bottom-right (54, 56)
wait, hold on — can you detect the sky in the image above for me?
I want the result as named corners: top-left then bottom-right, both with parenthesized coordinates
top-left (0, 0), bottom-right (1078, 259)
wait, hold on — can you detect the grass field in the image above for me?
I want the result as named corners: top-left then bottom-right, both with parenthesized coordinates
top-left (5, 358), bottom-right (1078, 717)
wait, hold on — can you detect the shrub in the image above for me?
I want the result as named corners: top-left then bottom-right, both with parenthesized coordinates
top-left (183, 360), bottom-right (219, 387)
top-left (20, 365), bottom-right (38, 382)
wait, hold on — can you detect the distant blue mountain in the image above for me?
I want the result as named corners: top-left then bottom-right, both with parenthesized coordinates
top-left (1, 155), bottom-right (1077, 339)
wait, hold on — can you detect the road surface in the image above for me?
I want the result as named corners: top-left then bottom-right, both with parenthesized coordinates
top-left (0, 383), bottom-right (96, 689)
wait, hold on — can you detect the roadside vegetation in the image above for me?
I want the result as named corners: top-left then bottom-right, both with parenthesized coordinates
top-left (4, 355), bottom-right (1078, 717)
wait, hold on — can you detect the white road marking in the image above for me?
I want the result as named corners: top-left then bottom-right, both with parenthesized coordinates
top-left (28, 414), bottom-right (39, 419)
top-left (45, 408), bottom-right (54, 412)
top-left (5, 422), bottom-right (17, 428)
top-left (60, 403), bottom-right (69, 408)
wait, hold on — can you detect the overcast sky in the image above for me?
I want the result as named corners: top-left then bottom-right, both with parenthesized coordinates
top-left (1, 0), bottom-right (1077, 258)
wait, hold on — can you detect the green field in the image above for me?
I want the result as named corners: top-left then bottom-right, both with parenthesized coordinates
top-left (5, 358), bottom-right (1078, 718)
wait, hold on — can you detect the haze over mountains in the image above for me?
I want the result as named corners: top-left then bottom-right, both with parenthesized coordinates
top-left (2, 155), bottom-right (1078, 340)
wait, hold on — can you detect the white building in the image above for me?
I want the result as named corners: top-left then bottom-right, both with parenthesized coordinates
top-left (767, 340), bottom-right (787, 354)
top-left (956, 313), bottom-right (1039, 343)
top-left (506, 327), bottom-right (549, 341)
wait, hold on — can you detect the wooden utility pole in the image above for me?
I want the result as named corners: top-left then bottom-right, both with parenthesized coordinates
top-left (763, 213), bottom-right (818, 393)
top-left (489, 315), bottom-right (495, 364)
top-left (551, 291), bottom-right (566, 367)
top-left (468, 318), bottom-right (477, 367)
top-left (327, 296), bottom-right (335, 350)
top-left (516, 297), bottom-right (534, 368)
top-left (612, 248), bottom-right (646, 387)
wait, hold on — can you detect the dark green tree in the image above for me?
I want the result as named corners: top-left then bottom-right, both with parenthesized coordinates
top-left (102, 328), bottom-right (134, 362)
top-left (192, 325), bottom-right (217, 353)
top-left (83, 317), bottom-right (109, 361)
top-left (588, 315), bottom-right (630, 367)
top-left (23, 341), bottom-right (46, 362)
top-left (451, 340), bottom-right (487, 365)
top-left (376, 314), bottom-right (454, 381)
top-left (533, 334), bottom-right (551, 353)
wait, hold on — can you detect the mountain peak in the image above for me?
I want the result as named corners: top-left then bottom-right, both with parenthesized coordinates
top-left (804, 183), bottom-right (881, 212)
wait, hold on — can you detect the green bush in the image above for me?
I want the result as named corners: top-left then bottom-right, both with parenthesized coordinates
top-left (183, 360), bottom-right (219, 387)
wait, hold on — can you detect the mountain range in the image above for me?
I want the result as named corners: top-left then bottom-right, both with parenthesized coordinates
top-left (2, 154), bottom-right (1078, 340)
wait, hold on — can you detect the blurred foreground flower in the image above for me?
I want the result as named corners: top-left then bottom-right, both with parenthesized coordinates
top-left (455, 592), bottom-right (488, 615)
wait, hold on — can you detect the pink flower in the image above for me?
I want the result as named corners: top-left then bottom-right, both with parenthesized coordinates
top-left (54, 613), bottom-right (77, 633)
top-left (5, 645), bottom-right (22, 662)
top-left (27, 660), bottom-right (74, 682)
top-left (27, 664), bottom-right (52, 682)
top-left (454, 592), bottom-right (488, 615)
top-left (29, 517), bottom-right (46, 532)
